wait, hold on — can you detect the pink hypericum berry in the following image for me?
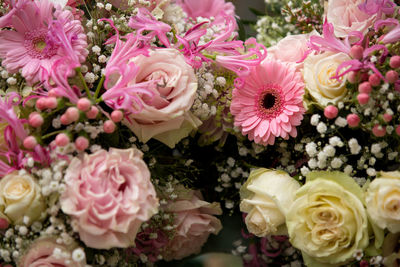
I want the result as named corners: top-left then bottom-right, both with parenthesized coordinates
top-left (103, 120), bottom-right (116, 133)
top-left (75, 136), bottom-right (89, 151)
top-left (48, 89), bottom-right (58, 97)
top-left (358, 82), bottom-right (372, 94)
top-left (350, 45), bottom-right (364, 60)
top-left (28, 113), bottom-right (44, 128)
top-left (66, 107), bottom-right (80, 122)
top-left (348, 71), bottom-right (360, 84)
top-left (60, 114), bottom-right (72, 125)
top-left (0, 218), bottom-right (9, 229)
top-left (396, 125), bottom-right (400, 136)
top-left (86, 106), bottom-right (99, 119)
top-left (383, 113), bottom-right (393, 122)
top-left (385, 70), bottom-right (399, 84)
top-left (390, 56), bottom-right (400, 68)
top-left (372, 124), bottom-right (386, 137)
top-left (111, 110), bottom-right (123, 123)
top-left (368, 73), bottom-right (381, 86)
top-left (44, 97), bottom-right (58, 109)
top-left (35, 98), bottom-right (46, 110)
top-left (357, 93), bottom-right (369, 105)
top-left (324, 105), bottom-right (338, 119)
top-left (77, 98), bottom-right (91, 112)
top-left (23, 136), bottom-right (37, 149)
top-left (55, 133), bottom-right (70, 147)
top-left (347, 114), bottom-right (360, 127)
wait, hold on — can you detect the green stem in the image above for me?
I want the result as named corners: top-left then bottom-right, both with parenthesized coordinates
top-left (76, 67), bottom-right (93, 100)
top-left (203, 54), bottom-right (217, 60)
top-left (42, 130), bottom-right (65, 140)
top-left (94, 75), bottom-right (105, 99)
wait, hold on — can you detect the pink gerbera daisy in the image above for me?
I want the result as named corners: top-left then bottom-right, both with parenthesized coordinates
top-left (230, 59), bottom-right (305, 146)
top-left (0, 0), bottom-right (87, 84)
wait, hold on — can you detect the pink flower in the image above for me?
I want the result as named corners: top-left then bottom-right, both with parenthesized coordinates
top-left (0, 0), bottom-right (87, 84)
top-left (60, 148), bottom-right (159, 249)
top-left (326, 0), bottom-right (377, 38)
top-left (122, 48), bottom-right (201, 148)
top-left (162, 189), bottom-right (222, 261)
top-left (19, 237), bottom-right (86, 267)
top-left (267, 31), bottom-right (317, 69)
top-left (176, 0), bottom-right (235, 25)
top-left (230, 58), bottom-right (305, 146)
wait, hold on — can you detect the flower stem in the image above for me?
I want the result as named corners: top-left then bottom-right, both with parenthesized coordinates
top-left (42, 130), bottom-right (65, 140)
top-left (75, 67), bottom-right (93, 100)
top-left (94, 75), bottom-right (105, 99)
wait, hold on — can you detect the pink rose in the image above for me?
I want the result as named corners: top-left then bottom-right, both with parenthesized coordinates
top-left (60, 148), bottom-right (158, 249)
top-left (267, 31), bottom-right (318, 70)
top-left (176, 0), bottom-right (235, 25)
top-left (124, 48), bottom-right (201, 148)
top-left (162, 189), bottom-right (222, 261)
top-left (19, 237), bottom-right (86, 267)
top-left (326, 0), bottom-right (376, 38)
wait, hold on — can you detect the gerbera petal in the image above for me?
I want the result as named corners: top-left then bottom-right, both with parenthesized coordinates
top-left (255, 119), bottom-right (269, 137)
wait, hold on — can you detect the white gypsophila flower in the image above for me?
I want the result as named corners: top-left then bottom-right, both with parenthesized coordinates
top-left (388, 152), bottom-right (398, 160)
top-left (349, 138), bottom-right (361, 155)
top-left (331, 158), bottom-right (343, 169)
top-left (72, 248), bottom-right (86, 262)
top-left (316, 122), bottom-right (327, 134)
top-left (329, 136), bottom-right (341, 146)
top-left (305, 142), bottom-right (318, 157)
top-left (310, 114), bottom-right (320, 126)
top-left (216, 77), bottom-right (226, 87)
top-left (323, 145), bottom-right (336, 157)
top-left (300, 166), bottom-right (310, 176)
top-left (334, 116), bottom-right (347, 127)
top-left (369, 157), bottom-right (376, 166)
top-left (367, 168), bottom-right (376, 176)
top-left (308, 158), bottom-right (318, 169)
top-left (371, 144), bottom-right (381, 155)
top-left (344, 165), bottom-right (353, 175)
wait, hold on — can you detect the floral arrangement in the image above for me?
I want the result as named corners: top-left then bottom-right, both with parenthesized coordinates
top-left (0, 0), bottom-right (399, 266)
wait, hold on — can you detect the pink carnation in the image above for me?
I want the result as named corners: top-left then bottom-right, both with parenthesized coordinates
top-left (230, 58), bottom-right (305, 146)
top-left (176, 0), bottom-right (235, 25)
top-left (60, 148), bottom-right (159, 249)
top-left (0, 0), bottom-right (87, 84)
top-left (162, 189), bottom-right (222, 261)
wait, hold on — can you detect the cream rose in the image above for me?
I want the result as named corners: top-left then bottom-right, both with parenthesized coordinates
top-left (240, 169), bottom-right (300, 237)
top-left (326, 0), bottom-right (376, 38)
top-left (303, 51), bottom-right (351, 107)
top-left (286, 171), bottom-right (369, 266)
top-left (0, 171), bottom-right (45, 225)
top-left (366, 171), bottom-right (400, 233)
top-left (124, 48), bottom-right (201, 148)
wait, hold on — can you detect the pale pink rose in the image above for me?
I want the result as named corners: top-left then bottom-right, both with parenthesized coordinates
top-left (124, 48), bottom-right (201, 148)
top-left (267, 31), bottom-right (318, 70)
top-left (162, 189), bottom-right (222, 261)
top-left (176, 0), bottom-right (235, 25)
top-left (326, 0), bottom-right (377, 38)
top-left (60, 148), bottom-right (159, 249)
top-left (19, 237), bottom-right (86, 267)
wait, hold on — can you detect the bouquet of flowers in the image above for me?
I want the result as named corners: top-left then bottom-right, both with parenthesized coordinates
top-left (0, 0), bottom-right (400, 266)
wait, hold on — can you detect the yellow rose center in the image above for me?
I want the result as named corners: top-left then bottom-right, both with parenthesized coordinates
top-left (5, 178), bottom-right (31, 198)
top-left (317, 63), bottom-right (341, 87)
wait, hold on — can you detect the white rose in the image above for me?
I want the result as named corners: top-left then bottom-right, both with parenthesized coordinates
top-left (303, 52), bottom-right (351, 107)
top-left (240, 169), bottom-right (300, 237)
top-left (0, 171), bottom-right (45, 225)
top-left (366, 171), bottom-right (400, 233)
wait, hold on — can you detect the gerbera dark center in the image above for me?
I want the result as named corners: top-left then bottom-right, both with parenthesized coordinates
top-left (262, 93), bottom-right (276, 109)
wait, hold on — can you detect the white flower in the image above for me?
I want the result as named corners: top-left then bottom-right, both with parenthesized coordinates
top-left (331, 158), bottom-right (343, 169)
top-left (335, 117), bottom-right (347, 127)
top-left (240, 169), bottom-right (300, 236)
top-left (72, 248), bottom-right (86, 262)
top-left (349, 138), bottom-right (361, 155)
top-left (344, 165), bottom-right (353, 175)
top-left (323, 145), bottom-right (336, 157)
top-left (305, 142), bottom-right (318, 157)
top-left (316, 122), bottom-right (327, 134)
top-left (371, 144), bottom-right (381, 155)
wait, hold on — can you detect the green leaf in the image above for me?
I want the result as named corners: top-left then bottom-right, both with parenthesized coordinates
top-left (249, 7), bottom-right (265, 16)
top-left (236, 19), bottom-right (246, 42)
